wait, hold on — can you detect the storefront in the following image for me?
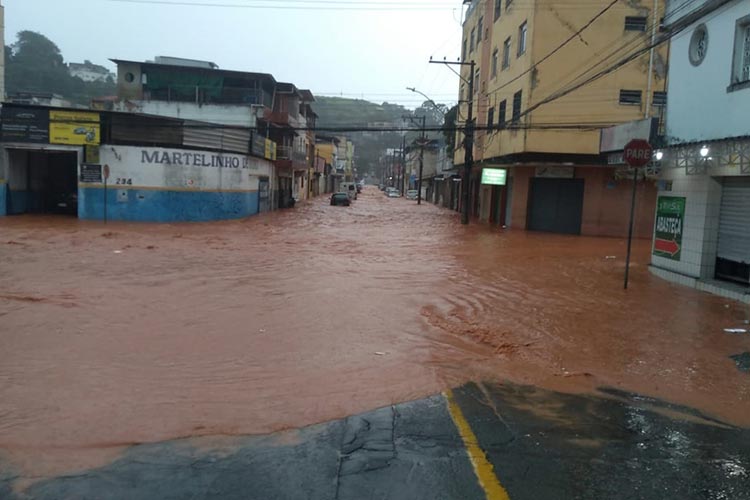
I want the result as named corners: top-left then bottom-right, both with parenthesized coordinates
top-left (650, 138), bottom-right (750, 301)
top-left (0, 104), bottom-right (276, 222)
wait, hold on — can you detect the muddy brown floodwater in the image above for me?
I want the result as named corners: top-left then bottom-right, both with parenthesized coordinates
top-left (1, 188), bottom-right (749, 483)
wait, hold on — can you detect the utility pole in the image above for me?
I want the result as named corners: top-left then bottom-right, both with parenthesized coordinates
top-left (403, 114), bottom-right (427, 204)
top-left (430, 58), bottom-right (475, 225)
top-left (400, 135), bottom-right (406, 196)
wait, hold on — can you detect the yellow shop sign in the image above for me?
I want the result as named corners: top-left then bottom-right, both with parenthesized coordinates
top-left (49, 111), bottom-right (101, 145)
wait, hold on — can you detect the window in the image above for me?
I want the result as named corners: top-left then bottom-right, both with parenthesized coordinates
top-left (462, 39), bottom-right (467, 61)
top-left (652, 91), bottom-right (667, 107)
top-left (502, 37), bottom-right (511, 69)
top-left (478, 17), bottom-right (484, 44)
top-left (624, 16), bottom-right (647, 31)
top-left (491, 48), bottom-right (499, 78)
top-left (689, 24), bottom-right (708, 66)
top-left (474, 68), bottom-right (480, 94)
top-left (619, 89), bottom-right (642, 105)
top-left (731, 16), bottom-right (750, 87)
top-left (470, 28), bottom-right (476, 52)
top-left (512, 90), bottom-right (522, 122)
top-left (518, 22), bottom-right (528, 56)
top-left (487, 107), bottom-right (495, 129)
top-left (494, 0), bottom-right (502, 21)
top-left (506, 0), bottom-right (513, 10)
top-left (498, 100), bottom-right (507, 128)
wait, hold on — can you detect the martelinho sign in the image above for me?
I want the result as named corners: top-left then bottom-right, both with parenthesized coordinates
top-left (653, 196), bottom-right (685, 260)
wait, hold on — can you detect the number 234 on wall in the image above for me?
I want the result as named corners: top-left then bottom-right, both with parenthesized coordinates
top-left (115, 178), bottom-right (133, 185)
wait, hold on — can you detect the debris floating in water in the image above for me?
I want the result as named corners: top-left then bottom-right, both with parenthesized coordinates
top-left (724, 328), bottom-right (747, 334)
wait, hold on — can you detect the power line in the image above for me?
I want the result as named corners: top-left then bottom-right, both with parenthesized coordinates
top-left (484, 0), bottom-right (621, 98)
top-left (513, 0), bottom-right (733, 124)
top-left (105, 0), bottom-right (457, 9)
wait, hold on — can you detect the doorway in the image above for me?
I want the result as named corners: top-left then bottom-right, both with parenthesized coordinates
top-left (527, 177), bottom-right (585, 235)
top-left (6, 149), bottom-right (79, 216)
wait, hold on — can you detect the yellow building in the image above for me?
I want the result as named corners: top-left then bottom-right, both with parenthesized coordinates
top-left (455, 0), bottom-right (666, 237)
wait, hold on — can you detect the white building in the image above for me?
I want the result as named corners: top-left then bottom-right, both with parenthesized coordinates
top-left (650, 0), bottom-right (750, 301)
top-left (68, 61), bottom-right (114, 83)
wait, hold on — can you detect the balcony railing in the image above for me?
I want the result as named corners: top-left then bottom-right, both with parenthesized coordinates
top-left (276, 146), bottom-right (307, 163)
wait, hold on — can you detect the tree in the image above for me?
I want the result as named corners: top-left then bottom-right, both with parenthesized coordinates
top-left (6, 31), bottom-right (71, 96)
top-left (5, 31), bottom-right (115, 105)
top-left (442, 105), bottom-right (459, 156)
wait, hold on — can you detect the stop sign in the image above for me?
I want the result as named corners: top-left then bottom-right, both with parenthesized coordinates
top-left (623, 139), bottom-right (653, 167)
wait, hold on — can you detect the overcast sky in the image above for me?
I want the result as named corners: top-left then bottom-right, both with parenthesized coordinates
top-left (4, 0), bottom-right (464, 109)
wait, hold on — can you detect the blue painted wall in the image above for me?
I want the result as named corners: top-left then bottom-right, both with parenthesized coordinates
top-left (78, 187), bottom-right (260, 222)
top-left (0, 183), bottom-right (6, 216)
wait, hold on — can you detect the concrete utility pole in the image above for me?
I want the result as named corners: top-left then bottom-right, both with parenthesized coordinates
top-left (400, 135), bottom-right (406, 196)
top-left (430, 58), bottom-right (475, 225)
top-left (403, 114), bottom-right (427, 204)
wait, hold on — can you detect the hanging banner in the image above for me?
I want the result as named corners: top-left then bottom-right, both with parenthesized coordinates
top-left (653, 196), bottom-right (685, 260)
top-left (49, 110), bottom-right (101, 145)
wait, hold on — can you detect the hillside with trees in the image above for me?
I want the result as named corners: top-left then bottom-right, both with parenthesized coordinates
top-left (5, 31), bottom-right (115, 105)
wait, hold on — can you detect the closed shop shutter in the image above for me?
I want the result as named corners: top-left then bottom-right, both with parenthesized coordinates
top-left (527, 178), bottom-right (585, 235)
top-left (716, 177), bottom-right (750, 284)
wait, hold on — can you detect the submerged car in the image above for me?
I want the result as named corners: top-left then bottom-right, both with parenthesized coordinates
top-left (387, 190), bottom-right (401, 198)
top-left (330, 192), bottom-right (351, 206)
top-left (406, 189), bottom-right (418, 200)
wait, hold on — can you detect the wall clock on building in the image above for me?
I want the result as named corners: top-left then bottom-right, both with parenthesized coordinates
top-left (689, 24), bottom-right (708, 66)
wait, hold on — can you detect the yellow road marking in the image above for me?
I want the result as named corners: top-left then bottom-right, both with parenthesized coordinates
top-left (444, 389), bottom-right (511, 500)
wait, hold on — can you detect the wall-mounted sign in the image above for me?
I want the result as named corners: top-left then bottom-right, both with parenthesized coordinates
top-left (264, 138), bottom-right (277, 161)
top-left (1, 107), bottom-right (50, 143)
top-left (535, 166), bottom-right (574, 178)
top-left (50, 110), bottom-right (101, 145)
top-left (653, 196), bottom-right (685, 260)
top-left (80, 164), bottom-right (103, 183)
top-left (480, 168), bottom-right (507, 185)
top-left (85, 145), bottom-right (101, 164)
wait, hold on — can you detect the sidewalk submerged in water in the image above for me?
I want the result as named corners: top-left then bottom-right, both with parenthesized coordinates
top-left (1, 188), bottom-right (748, 482)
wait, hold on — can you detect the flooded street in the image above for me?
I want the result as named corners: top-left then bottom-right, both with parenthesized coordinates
top-left (1, 187), bottom-right (749, 484)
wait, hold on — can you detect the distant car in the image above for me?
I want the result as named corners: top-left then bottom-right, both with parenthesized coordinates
top-left (387, 190), bottom-right (401, 198)
top-left (385, 187), bottom-right (397, 195)
top-left (356, 184), bottom-right (362, 194)
top-left (341, 182), bottom-right (358, 200)
top-left (406, 190), bottom-right (418, 200)
top-left (330, 192), bottom-right (351, 206)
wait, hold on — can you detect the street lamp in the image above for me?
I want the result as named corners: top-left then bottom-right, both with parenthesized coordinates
top-left (406, 87), bottom-right (446, 117)
top-left (700, 145), bottom-right (710, 157)
top-left (655, 150), bottom-right (663, 161)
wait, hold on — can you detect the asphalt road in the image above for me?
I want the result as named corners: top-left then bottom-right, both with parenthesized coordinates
top-left (4, 381), bottom-right (748, 500)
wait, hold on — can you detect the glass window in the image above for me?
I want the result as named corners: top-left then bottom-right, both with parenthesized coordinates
top-left (624, 16), bottom-right (647, 31)
top-left (619, 89), bottom-right (643, 105)
top-left (512, 90), bottom-right (522, 122)
top-left (487, 107), bottom-right (495, 129)
top-left (502, 37), bottom-right (511, 69)
top-left (498, 100), bottom-right (507, 127)
top-left (478, 17), bottom-right (484, 44)
top-left (518, 21), bottom-right (528, 56)
top-left (470, 28), bottom-right (476, 52)
top-left (491, 49), bottom-right (498, 78)
top-left (494, 0), bottom-right (502, 21)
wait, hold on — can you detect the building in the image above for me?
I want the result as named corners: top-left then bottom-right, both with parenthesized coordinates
top-left (68, 61), bottom-right (115, 83)
top-left (108, 57), bottom-right (325, 210)
top-left (0, 103), bottom-right (275, 222)
top-left (263, 83), bottom-right (316, 207)
top-left (455, 0), bottom-right (666, 236)
top-left (316, 135), bottom-right (341, 193)
top-left (7, 92), bottom-right (71, 108)
top-left (648, 0), bottom-right (750, 302)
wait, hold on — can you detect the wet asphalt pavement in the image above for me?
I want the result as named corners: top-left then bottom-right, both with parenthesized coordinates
top-left (4, 381), bottom-right (748, 500)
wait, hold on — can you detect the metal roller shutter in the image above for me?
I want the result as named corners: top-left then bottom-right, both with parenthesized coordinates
top-left (716, 177), bottom-right (750, 284)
